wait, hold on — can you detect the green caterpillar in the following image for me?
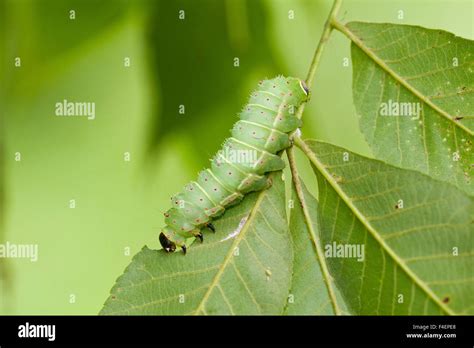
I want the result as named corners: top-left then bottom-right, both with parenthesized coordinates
top-left (159, 76), bottom-right (309, 254)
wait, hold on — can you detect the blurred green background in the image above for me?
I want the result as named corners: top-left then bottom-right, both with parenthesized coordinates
top-left (0, 0), bottom-right (472, 314)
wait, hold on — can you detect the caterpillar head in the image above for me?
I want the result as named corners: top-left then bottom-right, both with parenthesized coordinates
top-left (159, 232), bottom-right (176, 253)
top-left (283, 76), bottom-right (310, 103)
top-left (299, 80), bottom-right (311, 101)
top-left (300, 80), bottom-right (310, 95)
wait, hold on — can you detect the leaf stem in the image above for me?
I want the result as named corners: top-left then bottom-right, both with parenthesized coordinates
top-left (287, 147), bottom-right (342, 315)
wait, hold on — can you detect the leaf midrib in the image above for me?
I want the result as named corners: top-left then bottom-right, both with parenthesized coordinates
top-left (295, 138), bottom-right (454, 315)
top-left (332, 20), bottom-right (473, 137)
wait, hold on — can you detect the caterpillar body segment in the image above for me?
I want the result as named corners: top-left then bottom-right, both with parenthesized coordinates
top-left (159, 76), bottom-right (309, 253)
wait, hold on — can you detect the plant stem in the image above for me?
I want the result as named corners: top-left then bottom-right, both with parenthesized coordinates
top-left (287, 147), bottom-right (342, 315)
top-left (305, 0), bottom-right (342, 87)
top-left (296, 0), bottom-right (342, 120)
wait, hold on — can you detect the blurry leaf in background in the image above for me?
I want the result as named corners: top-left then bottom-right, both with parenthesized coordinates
top-left (145, 0), bottom-right (281, 165)
top-left (100, 173), bottom-right (293, 315)
top-left (0, 97), bottom-right (8, 310)
top-left (0, 0), bottom-right (10, 309)
top-left (347, 22), bottom-right (474, 195)
top-left (1, 0), bottom-right (159, 314)
top-left (4, 0), bottom-right (132, 97)
top-left (302, 140), bottom-right (474, 315)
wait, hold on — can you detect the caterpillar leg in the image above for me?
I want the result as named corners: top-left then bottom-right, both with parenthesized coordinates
top-left (159, 232), bottom-right (177, 253)
top-left (159, 231), bottom-right (187, 254)
top-left (195, 232), bottom-right (204, 243)
top-left (206, 223), bottom-right (216, 233)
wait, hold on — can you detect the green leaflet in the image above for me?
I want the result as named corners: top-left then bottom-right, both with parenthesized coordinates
top-left (297, 139), bottom-right (473, 315)
top-left (345, 22), bottom-right (474, 195)
top-left (100, 172), bottom-right (293, 315)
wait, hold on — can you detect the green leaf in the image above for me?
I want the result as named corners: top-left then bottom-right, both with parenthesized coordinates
top-left (100, 172), bottom-right (292, 315)
top-left (285, 168), bottom-right (348, 315)
top-left (296, 138), bottom-right (474, 315)
top-left (343, 22), bottom-right (474, 195)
